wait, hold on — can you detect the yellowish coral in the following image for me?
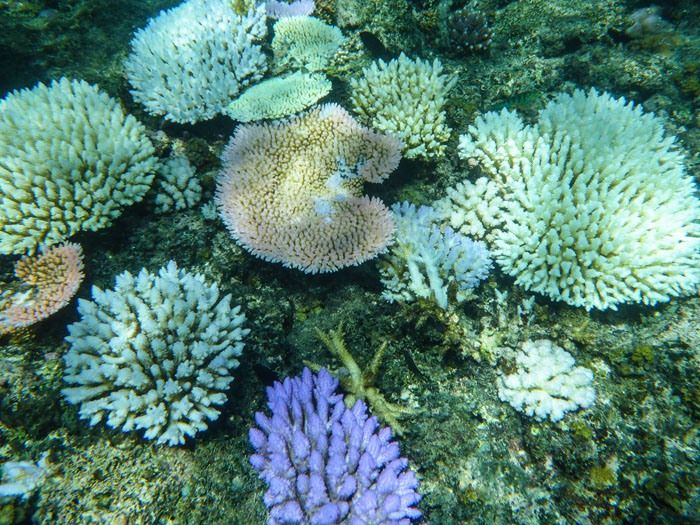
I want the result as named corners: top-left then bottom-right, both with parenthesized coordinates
top-left (350, 53), bottom-right (456, 159)
top-left (215, 104), bottom-right (401, 273)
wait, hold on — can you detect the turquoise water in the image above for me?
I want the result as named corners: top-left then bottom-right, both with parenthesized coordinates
top-left (0, 1), bottom-right (699, 524)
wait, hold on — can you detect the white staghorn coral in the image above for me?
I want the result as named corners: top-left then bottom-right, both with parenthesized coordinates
top-left (379, 202), bottom-right (492, 309)
top-left (449, 88), bottom-right (700, 310)
top-left (62, 261), bottom-right (249, 446)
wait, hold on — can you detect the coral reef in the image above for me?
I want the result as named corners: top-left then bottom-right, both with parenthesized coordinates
top-left (313, 324), bottom-right (411, 434)
top-left (215, 103), bottom-right (401, 273)
top-left (125, 0), bottom-right (267, 123)
top-left (266, 0), bottom-right (315, 19)
top-left (62, 261), bottom-right (249, 446)
top-left (249, 367), bottom-right (422, 524)
top-left (350, 53), bottom-right (456, 159)
top-left (0, 78), bottom-right (157, 255)
top-left (443, 7), bottom-right (493, 54)
top-left (0, 243), bottom-right (84, 333)
top-left (153, 156), bottom-right (202, 214)
top-left (271, 16), bottom-right (345, 73)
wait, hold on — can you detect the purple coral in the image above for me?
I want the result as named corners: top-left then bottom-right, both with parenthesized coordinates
top-left (266, 0), bottom-right (315, 19)
top-left (249, 368), bottom-right (422, 525)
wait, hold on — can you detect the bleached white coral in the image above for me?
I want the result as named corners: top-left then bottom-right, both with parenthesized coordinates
top-left (454, 88), bottom-right (700, 310)
top-left (0, 78), bottom-right (157, 255)
top-left (225, 72), bottom-right (331, 122)
top-left (125, 0), bottom-right (267, 124)
top-left (0, 454), bottom-right (50, 500)
top-left (350, 53), bottom-right (456, 159)
top-left (271, 16), bottom-right (345, 72)
top-left (498, 339), bottom-right (595, 422)
top-left (379, 202), bottom-right (492, 310)
top-left (154, 156), bottom-right (202, 213)
top-left (62, 261), bottom-right (249, 446)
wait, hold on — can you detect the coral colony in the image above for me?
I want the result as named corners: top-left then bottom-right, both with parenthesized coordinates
top-left (249, 368), bottom-right (422, 525)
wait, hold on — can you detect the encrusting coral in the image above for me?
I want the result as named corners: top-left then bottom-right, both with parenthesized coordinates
top-left (216, 103), bottom-right (401, 273)
top-left (0, 78), bottom-right (157, 255)
top-left (225, 72), bottom-right (332, 122)
top-left (0, 243), bottom-right (84, 333)
top-left (444, 88), bottom-right (700, 310)
top-left (62, 261), bottom-right (249, 446)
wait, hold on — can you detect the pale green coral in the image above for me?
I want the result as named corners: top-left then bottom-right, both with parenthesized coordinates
top-left (350, 53), bottom-right (455, 159)
top-left (0, 78), bottom-right (157, 255)
top-left (225, 72), bottom-right (332, 122)
top-left (271, 16), bottom-right (345, 72)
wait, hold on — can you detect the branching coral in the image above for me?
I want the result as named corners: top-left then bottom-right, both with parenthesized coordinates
top-left (0, 78), bottom-right (157, 254)
top-left (446, 88), bottom-right (700, 310)
top-left (350, 53), bottom-right (455, 159)
top-left (125, 0), bottom-right (267, 123)
top-left (62, 261), bottom-right (249, 446)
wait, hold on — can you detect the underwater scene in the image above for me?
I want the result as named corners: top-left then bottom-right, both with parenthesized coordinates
top-left (0, 0), bottom-right (699, 523)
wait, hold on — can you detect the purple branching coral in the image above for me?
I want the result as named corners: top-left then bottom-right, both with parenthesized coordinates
top-left (249, 368), bottom-right (422, 525)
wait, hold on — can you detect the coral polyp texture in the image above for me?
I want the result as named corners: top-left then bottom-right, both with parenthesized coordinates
top-left (497, 339), bottom-right (596, 422)
top-left (249, 367), bottom-right (422, 525)
top-left (153, 155), bottom-right (202, 214)
top-left (225, 72), bottom-right (332, 122)
top-left (0, 78), bottom-right (157, 255)
top-left (125, 0), bottom-right (267, 124)
top-left (62, 261), bottom-right (249, 446)
top-left (216, 103), bottom-right (401, 273)
top-left (350, 53), bottom-right (456, 159)
top-left (379, 202), bottom-right (492, 310)
top-left (271, 16), bottom-right (345, 72)
top-left (449, 88), bottom-right (700, 310)
top-left (0, 243), bottom-right (84, 333)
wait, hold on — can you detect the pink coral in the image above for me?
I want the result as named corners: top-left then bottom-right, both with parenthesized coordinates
top-left (216, 104), bottom-right (401, 273)
top-left (0, 243), bottom-right (84, 332)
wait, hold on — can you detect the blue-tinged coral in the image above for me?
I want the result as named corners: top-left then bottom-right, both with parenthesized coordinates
top-left (0, 454), bottom-right (50, 500)
top-left (249, 367), bottom-right (422, 525)
top-left (379, 202), bottom-right (492, 310)
top-left (62, 261), bottom-right (249, 446)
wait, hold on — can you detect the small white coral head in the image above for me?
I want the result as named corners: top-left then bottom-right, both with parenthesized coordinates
top-left (498, 339), bottom-right (595, 422)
